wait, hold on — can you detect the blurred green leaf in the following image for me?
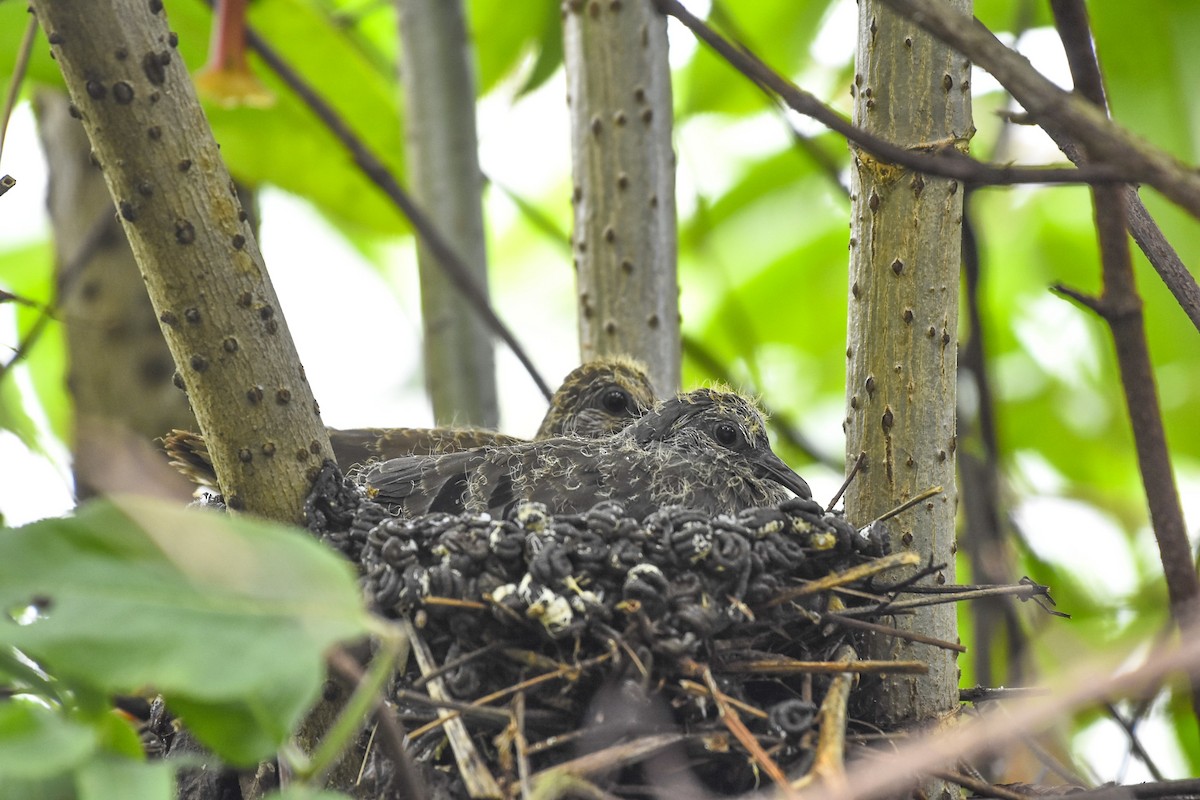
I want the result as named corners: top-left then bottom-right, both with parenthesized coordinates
top-left (469, 1), bottom-right (561, 97)
top-left (0, 241), bottom-right (64, 451)
top-left (676, 0), bottom-right (837, 117)
top-left (518, 8), bottom-right (564, 97)
top-left (77, 758), bottom-right (173, 800)
top-left (1165, 685), bottom-right (1200, 774)
top-left (0, 5), bottom-right (62, 90)
top-left (317, 0), bottom-right (397, 77)
top-left (0, 702), bottom-right (95, 782)
top-left (974, 0), bottom-right (1051, 34)
top-left (0, 498), bottom-right (370, 765)
top-left (1092, 1), bottom-right (1200, 163)
top-left (142, 0), bottom-right (410, 237)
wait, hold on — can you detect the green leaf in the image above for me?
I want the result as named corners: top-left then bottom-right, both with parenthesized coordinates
top-left (518, 10), bottom-right (565, 97)
top-left (974, 0), bottom-right (1051, 33)
top-left (676, 0), bottom-right (838, 117)
top-left (0, 212), bottom-right (67, 454)
top-left (0, 701), bottom-right (96, 782)
top-left (76, 758), bottom-right (173, 800)
top-left (0, 497), bottom-right (371, 765)
top-left (159, 0), bottom-right (409, 236)
top-left (0, 773), bottom-right (74, 800)
top-left (470, 1), bottom-right (561, 96)
top-left (0, 6), bottom-right (63, 90)
top-left (1092, 1), bottom-right (1200, 163)
top-left (0, 648), bottom-right (65, 706)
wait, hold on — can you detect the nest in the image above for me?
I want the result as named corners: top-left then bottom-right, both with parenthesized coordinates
top-left (302, 463), bottom-right (933, 799)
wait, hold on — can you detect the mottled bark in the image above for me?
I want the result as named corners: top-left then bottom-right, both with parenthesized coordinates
top-left (397, 0), bottom-right (498, 427)
top-left (564, 0), bottom-right (680, 394)
top-left (845, 0), bottom-right (968, 789)
top-left (30, 0), bottom-right (331, 524)
top-left (35, 89), bottom-right (196, 503)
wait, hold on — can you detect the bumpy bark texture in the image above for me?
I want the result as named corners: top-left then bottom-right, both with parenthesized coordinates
top-left (564, 0), bottom-right (681, 394)
top-left (845, 0), bottom-right (970, 785)
top-left (30, 0), bottom-right (332, 524)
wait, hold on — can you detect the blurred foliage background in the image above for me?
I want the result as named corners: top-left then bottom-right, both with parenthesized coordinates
top-left (0, 0), bottom-right (1197, 781)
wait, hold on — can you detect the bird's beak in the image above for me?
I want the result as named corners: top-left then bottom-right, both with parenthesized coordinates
top-left (756, 451), bottom-right (812, 500)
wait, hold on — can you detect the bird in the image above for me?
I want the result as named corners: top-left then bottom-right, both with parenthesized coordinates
top-left (363, 387), bottom-right (811, 520)
top-left (163, 357), bottom-right (657, 486)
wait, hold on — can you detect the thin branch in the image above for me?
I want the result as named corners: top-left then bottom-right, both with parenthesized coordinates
top-left (0, 15), bottom-right (37, 161)
top-left (834, 582), bottom-right (1062, 618)
top-left (872, 486), bottom-right (943, 525)
top-left (826, 451), bottom-right (865, 512)
top-left (0, 209), bottom-right (113, 385)
top-left (700, 666), bottom-right (792, 793)
top-left (1049, 283), bottom-right (1104, 315)
top-left (1049, 0), bottom-right (1200, 729)
top-left (822, 612), bottom-right (967, 654)
top-left (403, 619), bottom-right (502, 798)
top-left (960, 191), bottom-right (1029, 687)
top-left (764, 551), bottom-right (921, 607)
top-left (958, 686), bottom-right (1050, 703)
top-left (1102, 702), bottom-right (1166, 783)
top-left (1121, 190), bottom-right (1200, 334)
top-left (709, 1), bottom-right (849, 197)
top-left (209, 1), bottom-right (553, 400)
top-left (654, 0), bottom-right (1135, 188)
top-left (933, 770), bottom-right (1040, 800)
top-left (720, 658), bottom-right (928, 676)
top-left (0, 292), bottom-right (55, 383)
top-left (327, 646), bottom-right (427, 800)
top-left (800, 631), bottom-right (1200, 800)
top-left (875, 0), bottom-right (1200, 219)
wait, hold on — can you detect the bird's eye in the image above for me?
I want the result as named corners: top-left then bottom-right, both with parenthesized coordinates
top-left (713, 421), bottom-right (741, 448)
top-left (601, 388), bottom-right (631, 414)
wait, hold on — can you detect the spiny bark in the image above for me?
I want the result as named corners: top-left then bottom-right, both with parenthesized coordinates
top-left (30, 0), bottom-right (332, 524)
top-left (397, 0), bottom-right (498, 428)
top-left (845, 0), bottom-right (968, 788)
top-left (564, 0), bottom-right (681, 394)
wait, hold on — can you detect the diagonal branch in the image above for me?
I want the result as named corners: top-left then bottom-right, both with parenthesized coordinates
top-left (210, 2), bottom-right (552, 400)
top-left (1048, 0), bottom-right (1200, 728)
top-left (654, 0), bottom-right (1133, 188)
top-left (877, 0), bottom-right (1200, 220)
top-left (881, 0), bottom-right (1200, 334)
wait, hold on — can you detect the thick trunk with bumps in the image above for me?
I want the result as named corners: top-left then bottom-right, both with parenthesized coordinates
top-left (564, 0), bottom-right (681, 395)
top-left (398, 0), bottom-right (499, 428)
top-left (845, 0), bottom-right (970, 783)
top-left (30, 0), bottom-right (332, 524)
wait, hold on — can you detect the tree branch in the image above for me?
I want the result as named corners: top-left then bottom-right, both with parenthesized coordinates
top-left (1049, 0), bottom-right (1200, 728)
top-left (31, 0), bottom-right (331, 523)
top-left (877, 0), bottom-right (1200, 220)
top-left (889, 0), bottom-right (1200, 335)
top-left (654, 0), bottom-right (1133, 188)
top-left (1122, 190), bottom-right (1200, 335)
top-left (216, 2), bottom-right (553, 400)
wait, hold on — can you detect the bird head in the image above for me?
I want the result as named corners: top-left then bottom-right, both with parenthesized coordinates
top-left (629, 388), bottom-right (812, 500)
top-left (536, 356), bottom-right (657, 438)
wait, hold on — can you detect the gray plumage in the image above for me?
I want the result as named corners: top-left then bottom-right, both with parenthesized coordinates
top-left (364, 388), bottom-right (811, 520)
top-left (164, 357), bottom-right (656, 486)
